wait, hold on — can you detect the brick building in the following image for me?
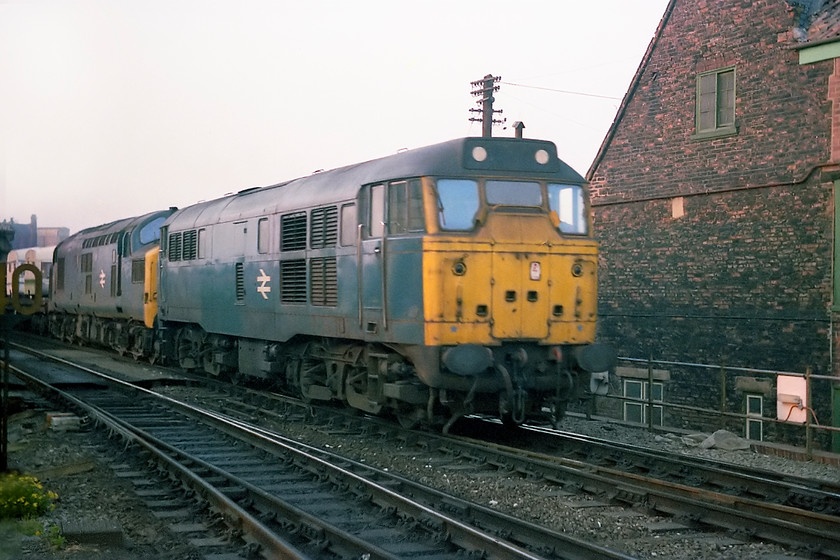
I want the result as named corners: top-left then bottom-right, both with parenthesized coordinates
top-left (586, 0), bottom-right (840, 443)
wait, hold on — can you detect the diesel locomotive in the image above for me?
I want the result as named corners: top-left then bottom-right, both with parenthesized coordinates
top-left (48, 136), bottom-right (614, 430)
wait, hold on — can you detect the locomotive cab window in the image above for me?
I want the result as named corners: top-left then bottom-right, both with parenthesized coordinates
top-left (435, 179), bottom-right (479, 231)
top-left (548, 183), bottom-right (588, 235)
top-left (363, 180), bottom-right (425, 238)
top-left (388, 179), bottom-right (425, 234)
top-left (485, 180), bottom-right (542, 208)
top-left (133, 215), bottom-right (167, 253)
top-left (139, 216), bottom-right (166, 245)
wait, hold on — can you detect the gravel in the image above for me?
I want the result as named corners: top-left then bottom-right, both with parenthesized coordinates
top-left (4, 407), bottom-right (224, 560)
top-left (4, 393), bottom-right (838, 560)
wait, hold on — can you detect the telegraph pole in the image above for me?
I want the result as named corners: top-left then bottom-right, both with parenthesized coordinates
top-left (1, 225), bottom-right (13, 472)
top-left (470, 74), bottom-right (503, 138)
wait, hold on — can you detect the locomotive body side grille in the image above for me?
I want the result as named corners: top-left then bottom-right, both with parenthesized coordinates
top-left (281, 259), bottom-right (307, 303)
top-left (310, 257), bottom-right (337, 307)
top-left (235, 262), bottom-right (245, 302)
top-left (310, 206), bottom-right (338, 249)
top-left (281, 213), bottom-right (307, 251)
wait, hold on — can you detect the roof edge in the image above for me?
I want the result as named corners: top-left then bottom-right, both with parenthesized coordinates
top-left (585, 0), bottom-right (678, 181)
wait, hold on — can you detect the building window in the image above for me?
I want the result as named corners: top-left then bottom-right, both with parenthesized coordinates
top-left (623, 379), bottom-right (664, 426)
top-left (694, 67), bottom-right (736, 139)
top-left (746, 394), bottom-right (764, 441)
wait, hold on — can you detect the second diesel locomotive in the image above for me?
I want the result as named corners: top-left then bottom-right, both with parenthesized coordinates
top-left (49, 136), bottom-right (614, 429)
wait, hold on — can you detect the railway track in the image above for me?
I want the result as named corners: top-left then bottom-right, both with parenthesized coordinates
top-left (7, 337), bottom-right (840, 558)
top-left (163, 370), bottom-right (840, 558)
top-left (240, 404), bottom-right (840, 558)
top-left (519, 422), bottom-right (840, 515)
top-left (4, 342), bottom-right (635, 559)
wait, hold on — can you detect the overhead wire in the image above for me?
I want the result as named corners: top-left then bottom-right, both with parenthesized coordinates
top-left (500, 81), bottom-right (622, 101)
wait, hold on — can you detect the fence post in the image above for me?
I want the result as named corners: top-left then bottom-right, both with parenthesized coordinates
top-left (648, 355), bottom-right (654, 432)
top-left (1, 320), bottom-right (8, 472)
top-left (806, 367), bottom-right (813, 458)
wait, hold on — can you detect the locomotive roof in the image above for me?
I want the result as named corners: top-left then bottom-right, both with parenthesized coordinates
top-left (164, 137), bottom-right (585, 231)
top-left (56, 209), bottom-right (171, 253)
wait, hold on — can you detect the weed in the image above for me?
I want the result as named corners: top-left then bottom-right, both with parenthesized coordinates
top-left (0, 472), bottom-right (58, 520)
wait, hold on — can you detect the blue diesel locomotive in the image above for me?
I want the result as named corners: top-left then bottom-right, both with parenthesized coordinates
top-left (49, 136), bottom-right (614, 429)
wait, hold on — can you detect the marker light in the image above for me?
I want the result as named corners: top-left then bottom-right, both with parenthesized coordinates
top-left (472, 146), bottom-right (488, 162)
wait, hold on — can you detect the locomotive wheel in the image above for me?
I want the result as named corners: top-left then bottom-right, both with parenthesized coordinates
top-left (176, 327), bottom-right (203, 371)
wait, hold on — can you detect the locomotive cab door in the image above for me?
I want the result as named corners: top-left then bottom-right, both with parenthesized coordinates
top-left (358, 183), bottom-right (386, 334)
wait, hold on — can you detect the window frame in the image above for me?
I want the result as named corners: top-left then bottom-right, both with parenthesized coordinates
top-left (340, 203), bottom-right (357, 246)
top-left (548, 183), bottom-right (588, 235)
top-left (693, 66), bottom-right (737, 140)
top-left (387, 179), bottom-right (425, 235)
top-left (622, 379), bottom-right (664, 426)
top-left (257, 218), bottom-right (270, 254)
top-left (434, 178), bottom-right (481, 232)
top-left (746, 394), bottom-right (764, 441)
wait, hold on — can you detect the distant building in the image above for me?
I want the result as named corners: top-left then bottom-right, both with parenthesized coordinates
top-left (0, 222), bottom-right (13, 258)
top-left (0, 215), bottom-right (69, 250)
top-left (37, 227), bottom-right (70, 247)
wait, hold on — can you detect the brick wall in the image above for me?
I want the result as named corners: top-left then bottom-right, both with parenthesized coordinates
top-left (589, 0), bottom-right (835, 373)
top-left (595, 182), bottom-right (832, 373)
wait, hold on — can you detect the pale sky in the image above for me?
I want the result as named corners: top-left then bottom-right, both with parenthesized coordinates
top-left (0, 0), bottom-right (670, 235)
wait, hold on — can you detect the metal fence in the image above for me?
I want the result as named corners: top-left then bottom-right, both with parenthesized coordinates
top-left (589, 356), bottom-right (840, 455)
